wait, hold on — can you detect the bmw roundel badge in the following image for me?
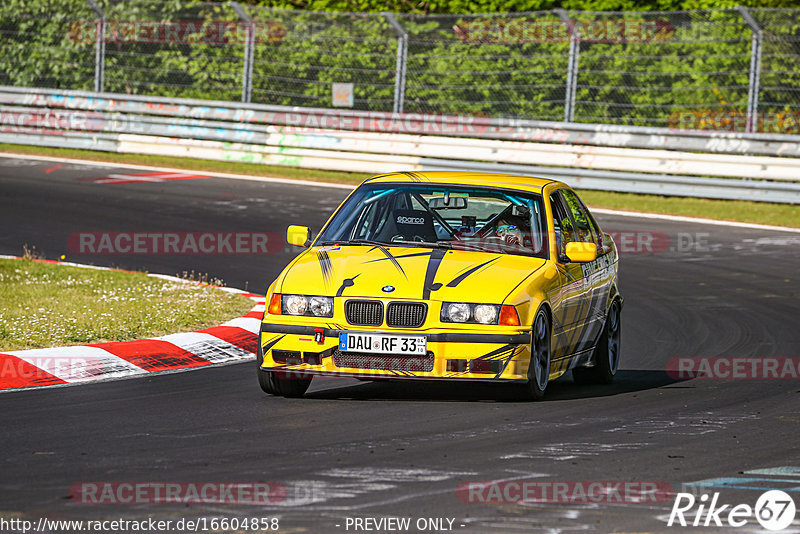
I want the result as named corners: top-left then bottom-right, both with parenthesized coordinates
top-left (382, 285), bottom-right (395, 293)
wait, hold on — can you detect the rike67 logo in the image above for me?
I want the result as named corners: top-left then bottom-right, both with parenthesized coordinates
top-left (667, 490), bottom-right (796, 531)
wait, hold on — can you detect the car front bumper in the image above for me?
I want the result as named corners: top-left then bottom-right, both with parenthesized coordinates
top-left (258, 322), bottom-right (535, 382)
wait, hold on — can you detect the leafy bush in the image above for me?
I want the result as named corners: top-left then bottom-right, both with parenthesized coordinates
top-left (0, 0), bottom-right (797, 131)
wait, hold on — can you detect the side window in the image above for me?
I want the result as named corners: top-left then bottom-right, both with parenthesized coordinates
top-left (560, 189), bottom-right (599, 246)
top-left (549, 191), bottom-right (577, 260)
top-left (352, 201), bottom-right (378, 240)
top-left (579, 198), bottom-right (605, 251)
top-left (352, 194), bottom-right (393, 240)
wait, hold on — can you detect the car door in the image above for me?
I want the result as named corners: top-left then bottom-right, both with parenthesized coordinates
top-left (559, 188), bottom-right (608, 353)
top-left (547, 190), bottom-right (588, 360)
top-left (569, 190), bottom-right (615, 349)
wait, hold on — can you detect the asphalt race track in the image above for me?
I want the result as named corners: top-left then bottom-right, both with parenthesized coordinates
top-left (1, 155), bottom-right (799, 533)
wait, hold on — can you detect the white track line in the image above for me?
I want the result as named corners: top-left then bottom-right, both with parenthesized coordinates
top-left (1, 152), bottom-right (797, 231)
top-left (0, 152), bottom-right (356, 190)
top-left (592, 208), bottom-right (800, 234)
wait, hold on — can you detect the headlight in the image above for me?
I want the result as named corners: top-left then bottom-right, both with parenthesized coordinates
top-left (282, 295), bottom-right (333, 317)
top-left (441, 302), bottom-right (505, 325)
top-left (309, 296), bottom-right (333, 317)
top-left (284, 295), bottom-right (308, 315)
top-left (444, 302), bottom-right (471, 323)
top-left (474, 304), bottom-right (499, 324)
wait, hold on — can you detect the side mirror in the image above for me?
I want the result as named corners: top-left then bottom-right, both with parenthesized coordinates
top-left (565, 242), bottom-right (597, 263)
top-left (286, 225), bottom-right (310, 247)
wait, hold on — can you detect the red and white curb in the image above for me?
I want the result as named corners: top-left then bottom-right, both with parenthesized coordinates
top-left (0, 256), bottom-right (264, 391)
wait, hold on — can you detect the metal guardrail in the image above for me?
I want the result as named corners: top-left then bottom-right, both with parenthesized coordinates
top-left (1, 87), bottom-right (799, 203)
top-left (4, 86), bottom-right (800, 157)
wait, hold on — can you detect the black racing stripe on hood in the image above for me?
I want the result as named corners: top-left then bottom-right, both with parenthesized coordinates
top-left (365, 250), bottom-right (434, 263)
top-left (336, 274), bottom-right (361, 297)
top-left (422, 248), bottom-right (447, 300)
top-left (366, 246), bottom-right (408, 279)
top-left (316, 250), bottom-right (333, 285)
top-left (445, 257), bottom-right (500, 288)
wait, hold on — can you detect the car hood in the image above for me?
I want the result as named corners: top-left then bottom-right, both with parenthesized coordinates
top-left (278, 244), bottom-right (546, 302)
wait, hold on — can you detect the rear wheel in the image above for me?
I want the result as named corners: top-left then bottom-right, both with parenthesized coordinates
top-left (573, 299), bottom-right (621, 385)
top-left (516, 308), bottom-right (551, 401)
top-left (256, 338), bottom-right (312, 398)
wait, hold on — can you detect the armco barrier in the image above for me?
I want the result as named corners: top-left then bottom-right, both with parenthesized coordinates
top-left (1, 87), bottom-right (799, 203)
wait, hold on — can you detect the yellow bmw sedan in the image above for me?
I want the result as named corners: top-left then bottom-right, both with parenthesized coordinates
top-left (257, 171), bottom-right (622, 400)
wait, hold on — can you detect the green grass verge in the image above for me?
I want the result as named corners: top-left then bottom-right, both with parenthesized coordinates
top-left (1, 143), bottom-right (797, 228)
top-left (578, 190), bottom-right (799, 228)
top-left (0, 258), bottom-right (254, 351)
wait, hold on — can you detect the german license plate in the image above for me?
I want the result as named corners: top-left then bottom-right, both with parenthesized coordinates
top-left (339, 332), bottom-right (427, 355)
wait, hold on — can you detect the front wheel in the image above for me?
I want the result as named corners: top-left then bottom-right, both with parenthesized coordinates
top-left (573, 299), bottom-right (621, 385)
top-left (257, 368), bottom-right (312, 398)
top-left (256, 337), bottom-right (312, 397)
top-left (515, 308), bottom-right (551, 401)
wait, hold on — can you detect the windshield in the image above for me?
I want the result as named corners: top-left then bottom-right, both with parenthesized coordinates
top-left (315, 183), bottom-right (549, 259)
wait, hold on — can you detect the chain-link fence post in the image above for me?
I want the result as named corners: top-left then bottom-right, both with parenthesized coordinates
top-left (555, 9), bottom-right (579, 123)
top-left (230, 2), bottom-right (254, 103)
top-left (383, 12), bottom-right (407, 114)
top-left (85, 0), bottom-right (105, 93)
top-left (737, 6), bottom-right (762, 133)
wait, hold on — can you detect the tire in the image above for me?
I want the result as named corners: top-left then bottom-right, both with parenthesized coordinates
top-left (515, 308), bottom-right (551, 401)
top-left (573, 299), bottom-right (621, 385)
top-left (256, 336), bottom-right (312, 398)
